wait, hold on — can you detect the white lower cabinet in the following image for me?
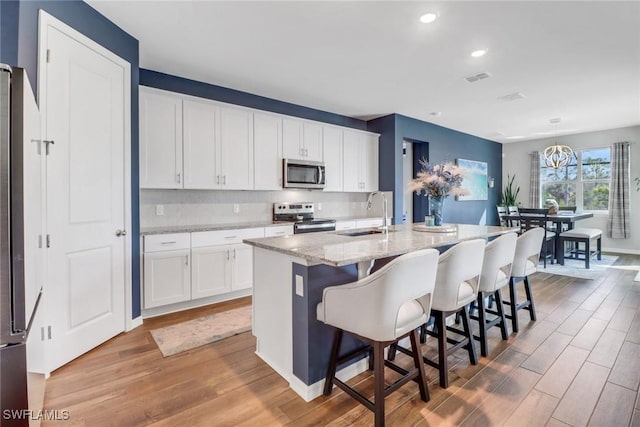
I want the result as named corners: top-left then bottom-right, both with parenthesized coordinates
top-left (143, 228), bottom-right (265, 311)
top-left (143, 249), bottom-right (191, 309)
top-left (191, 245), bottom-right (230, 299)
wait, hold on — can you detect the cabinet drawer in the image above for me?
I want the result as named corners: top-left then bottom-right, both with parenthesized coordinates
top-left (335, 220), bottom-right (357, 231)
top-left (264, 225), bottom-right (294, 237)
top-left (192, 227), bottom-right (264, 248)
top-left (144, 233), bottom-right (191, 252)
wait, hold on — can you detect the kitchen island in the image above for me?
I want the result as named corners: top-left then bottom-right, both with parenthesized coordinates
top-left (243, 223), bottom-right (517, 401)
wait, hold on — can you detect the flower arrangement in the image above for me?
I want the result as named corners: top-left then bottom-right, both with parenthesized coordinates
top-left (408, 159), bottom-right (469, 198)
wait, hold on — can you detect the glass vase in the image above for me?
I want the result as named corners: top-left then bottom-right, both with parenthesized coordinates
top-left (429, 196), bottom-right (444, 226)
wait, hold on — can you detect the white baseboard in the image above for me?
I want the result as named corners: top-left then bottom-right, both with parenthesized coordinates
top-left (289, 358), bottom-right (370, 402)
top-left (126, 316), bottom-right (143, 331)
top-left (141, 289), bottom-right (252, 319)
top-left (603, 247), bottom-right (640, 256)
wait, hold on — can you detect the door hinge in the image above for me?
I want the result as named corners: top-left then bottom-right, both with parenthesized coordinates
top-left (46, 49), bottom-right (51, 63)
top-left (46, 234), bottom-right (51, 248)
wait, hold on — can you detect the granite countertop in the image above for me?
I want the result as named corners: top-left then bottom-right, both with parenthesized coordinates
top-left (139, 216), bottom-right (393, 236)
top-left (243, 223), bottom-right (518, 267)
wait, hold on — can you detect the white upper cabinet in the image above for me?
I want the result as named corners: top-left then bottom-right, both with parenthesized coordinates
top-left (343, 129), bottom-right (379, 192)
top-left (140, 86), bottom-right (377, 192)
top-left (303, 122), bottom-right (323, 162)
top-left (219, 106), bottom-right (253, 189)
top-left (139, 87), bottom-right (183, 189)
top-left (322, 126), bottom-right (343, 192)
top-left (183, 98), bottom-right (218, 189)
top-left (254, 112), bottom-right (282, 190)
top-left (282, 118), bottom-right (323, 162)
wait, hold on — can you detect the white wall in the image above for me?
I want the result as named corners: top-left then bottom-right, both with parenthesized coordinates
top-left (502, 125), bottom-right (640, 254)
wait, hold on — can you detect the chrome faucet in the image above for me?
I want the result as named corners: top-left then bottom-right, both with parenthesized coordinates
top-left (366, 191), bottom-right (388, 235)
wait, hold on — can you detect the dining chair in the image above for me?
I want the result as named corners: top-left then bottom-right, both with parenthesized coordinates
top-left (471, 232), bottom-right (518, 357)
top-left (505, 227), bottom-right (544, 333)
top-left (317, 248), bottom-right (439, 427)
top-left (496, 206), bottom-right (509, 226)
top-left (518, 208), bottom-right (555, 267)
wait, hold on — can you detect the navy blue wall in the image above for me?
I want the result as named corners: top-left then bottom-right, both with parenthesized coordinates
top-left (3, 0), bottom-right (142, 318)
top-left (141, 69), bottom-right (368, 131)
top-left (368, 114), bottom-right (503, 225)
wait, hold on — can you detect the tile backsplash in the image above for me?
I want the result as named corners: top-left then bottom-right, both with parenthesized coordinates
top-left (140, 190), bottom-right (394, 228)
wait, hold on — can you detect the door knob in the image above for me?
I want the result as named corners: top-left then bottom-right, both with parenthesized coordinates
top-left (115, 229), bottom-right (127, 237)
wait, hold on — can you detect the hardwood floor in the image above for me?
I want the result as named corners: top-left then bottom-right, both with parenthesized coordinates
top-left (42, 255), bottom-right (640, 426)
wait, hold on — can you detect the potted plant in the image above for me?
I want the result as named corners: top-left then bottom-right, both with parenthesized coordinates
top-left (499, 174), bottom-right (520, 207)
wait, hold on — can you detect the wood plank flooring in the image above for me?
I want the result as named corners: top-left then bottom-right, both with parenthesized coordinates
top-left (42, 255), bottom-right (640, 426)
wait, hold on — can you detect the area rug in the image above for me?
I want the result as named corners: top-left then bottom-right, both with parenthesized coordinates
top-left (150, 305), bottom-right (252, 357)
top-left (538, 255), bottom-right (618, 280)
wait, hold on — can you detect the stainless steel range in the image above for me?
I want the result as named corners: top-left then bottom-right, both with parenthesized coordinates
top-left (273, 202), bottom-right (336, 234)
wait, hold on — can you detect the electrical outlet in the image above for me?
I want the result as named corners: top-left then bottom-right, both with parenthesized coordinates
top-left (233, 204), bottom-right (240, 213)
top-left (295, 275), bottom-right (304, 297)
top-left (155, 205), bottom-right (164, 216)
top-left (317, 203), bottom-right (322, 211)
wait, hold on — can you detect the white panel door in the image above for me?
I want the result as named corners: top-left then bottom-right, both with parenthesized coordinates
top-left (282, 118), bottom-right (303, 160)
top-left (361, 133), bottom-right (379, 192)
top-left (253, 112), bottom-right (282, 190)
top-left (302, 122), bottom-right (323, 162)
top-left (219, 106), bottom-right (253, 189)
top-left (143, 250), bottom-right (191, 308)
top-left (342, 130), bottom-right (361, 191)
top-left (183, 99), bottom-right (219, 189)
top-left (229, 244), bottom-right (253, 291)
top-left (42, 22), bottom-right (127, 370)
top-left (322, 126), bottom-right (342, 191)
top-left (191, 246), bottom-right (230, 299)
top-left (139, 87), bottom-right (183, 188)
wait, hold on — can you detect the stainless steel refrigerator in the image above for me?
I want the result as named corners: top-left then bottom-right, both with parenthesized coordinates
top-left (0, 64), bottom-right (42, 426)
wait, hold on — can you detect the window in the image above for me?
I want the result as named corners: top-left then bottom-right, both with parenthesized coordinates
top-left (540, 147), bottom-right (610, 211)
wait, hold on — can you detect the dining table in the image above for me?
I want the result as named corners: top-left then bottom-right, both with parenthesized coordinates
top-left (503, 211), bottom-right (594, 265)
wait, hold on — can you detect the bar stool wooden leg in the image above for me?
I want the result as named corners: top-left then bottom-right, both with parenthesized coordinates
top-left (508, 277), bottom-right (520, 333)
top-left (477, 295), bottom-right (488, 357)
top-left (323, 329), bottom-right (343, 396)
top-left (435, 311), bottom-right (448, 388)
top-left (373, 341), bottom-right (385, 427)
top-left (461, 305), bottom-right (478, 365)
top-left (410, 329), bottom-right (429, 402)
top-left (523, 277), bottom-right (537, 321)
top-left (495, 289), bottom-right (509, 340)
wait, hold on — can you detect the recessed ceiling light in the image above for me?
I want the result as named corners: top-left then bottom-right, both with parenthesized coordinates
top-left (428, 112), bottom-right (442, 117)
top-left (471, 49), bottom-right (488, 58)
top-left (419, 12), bottom-right (439, 24)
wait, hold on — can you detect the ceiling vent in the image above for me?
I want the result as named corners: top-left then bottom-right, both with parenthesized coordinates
top-left (549, 117), bottom-right (562, 124)
top-left (464, 72), bottom-right (492, 83)
top-left (498, 92), bottom-right (525, 102)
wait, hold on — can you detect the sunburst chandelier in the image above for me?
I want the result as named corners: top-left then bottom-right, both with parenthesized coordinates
top-left (543, 144), bottom-right (574, 168)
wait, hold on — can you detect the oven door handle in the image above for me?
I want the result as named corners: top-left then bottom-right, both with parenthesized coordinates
top-left (318, 165), bottom-right (324, 185)
top-left (295, 222), bottom-right (336, 231)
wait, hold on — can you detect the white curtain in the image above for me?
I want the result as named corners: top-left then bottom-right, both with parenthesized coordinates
top-left (529, 151), bottom-right (540, 208)
top-left (607, 142), bottom-right (630, 239)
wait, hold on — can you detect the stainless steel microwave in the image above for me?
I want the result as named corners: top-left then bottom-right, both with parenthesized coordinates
top-left (283, 159), bottom-right (326, 189)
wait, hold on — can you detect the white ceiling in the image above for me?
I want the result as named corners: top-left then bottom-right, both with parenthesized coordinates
top-left (87, 0), bottom-right (640, 143)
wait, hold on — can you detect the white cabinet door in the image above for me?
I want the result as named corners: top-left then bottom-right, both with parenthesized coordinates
top-left (335, 220), bottom-right (356, 231)
top-left (143, 249), bottom-right (191, 308)
top-left (264, 225), bottom-right (294, 237)
top-left (139, 87), bottom-right (183, 189)
top-left (342, 130), bottom-right (361, 191)
top-left (322, 126), bottom-right (342, 191)
top-left (303, 122), bottom-right (323, 162)
top-left (229, 244), bottom-right (254, 291)
top-left (183, 99), bottom-right (219, 189)
top-left (361, 133), bottom-right (379, 192)
top-left (219, 106), bottom-right (253, 189)
top-left (342, 130), bottom-right (379, 192)
top-left (254, 112), bottom-right (282, 190)
top-left (191, 246), bottom-right (230, 299)
top-left (282, 118), bottom-right (303, 160)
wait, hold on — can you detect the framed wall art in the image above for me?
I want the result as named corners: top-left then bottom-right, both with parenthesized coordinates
top-left (456, 158), bottom-right (488, 201)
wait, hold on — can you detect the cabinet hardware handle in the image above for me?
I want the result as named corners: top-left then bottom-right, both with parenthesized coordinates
top-left (160, 241), bottom-right (177, 245)
top-left (227, 250), bottom-right (230, 260)
top-left (115, 229), bottom-right (127, 237)
top-left (233, 249), bottom-right (237, 259)
top-left (224, 235), bottom-right (238, 239)
top-left (176, 172), bottom-right (181, 183)
top-left (185, 255), bottom-right (189, 266)
top-left (223, 175), bottom-right (227, 185)
top-left (216, 175), bottom-right (220, 184)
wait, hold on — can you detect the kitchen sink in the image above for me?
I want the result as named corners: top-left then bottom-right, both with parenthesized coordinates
top-left (338, 228), bottom-right (393, 237)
